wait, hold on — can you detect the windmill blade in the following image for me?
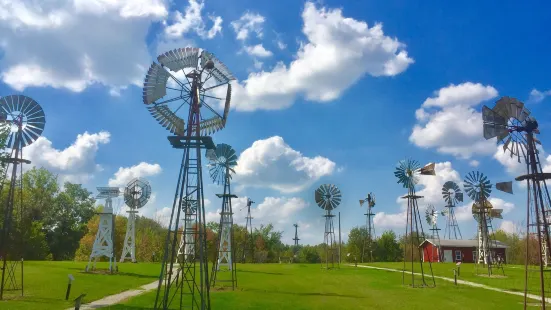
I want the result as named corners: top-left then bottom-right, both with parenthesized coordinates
top-left (419, 162), bottom-right (436, 176)
top-left (359, 199), bottom-right (365, 207)
top-left (482, 105), bottom-right (508, 140)
top-left (496, 181), bottom-right (513, 194)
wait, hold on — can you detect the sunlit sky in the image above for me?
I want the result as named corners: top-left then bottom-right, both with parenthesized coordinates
top-left (1, 0), bottom-right (550, 244)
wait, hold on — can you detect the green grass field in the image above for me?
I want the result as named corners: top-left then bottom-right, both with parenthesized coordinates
top-left (0, 261), bottom-right (539, 309)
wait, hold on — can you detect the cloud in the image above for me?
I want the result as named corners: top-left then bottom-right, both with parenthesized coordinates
top-left (225, 2), bottom-right (413, 111)
top-left (25, 131), bottom-right (110, 183)
top-left (528, 88), bottom-right (551, 103)
top-left (108, 162), bottom-right (162, 187)
top-left (469, 160), bottom-right (480, 167)
top-left (373, 211), bottom-right (406, 229)
top-left (163, 0), bottom-right (222, 40)
top-left (244, 44), bottom-right (273, 58)
top-left (499, 220), bottom-right (520, 234)
top-left (233, 136), bottom-right (336, 193)
top-left (0, 0), bottom-right (168, 93)
top-left (410, 82), bottom-right (499, 159)
top-left (230, 12), bottom-right (265, 41)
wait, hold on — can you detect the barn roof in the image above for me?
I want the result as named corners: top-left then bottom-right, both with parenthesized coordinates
top-left (421, 238), bottom-right (508, 249)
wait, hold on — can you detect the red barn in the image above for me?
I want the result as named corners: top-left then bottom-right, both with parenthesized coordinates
top-left (420, 239), bottom-right (507, 263)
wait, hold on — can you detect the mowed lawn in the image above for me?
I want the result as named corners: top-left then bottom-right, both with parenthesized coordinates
top-left (369, 261), bottom-right (546, 294)
top-left (0, 261), bottom-right (161, 310)
top-left (110, 263), bottom-right (525, 309)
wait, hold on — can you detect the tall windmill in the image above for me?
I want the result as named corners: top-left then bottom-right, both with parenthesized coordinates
top-left (0, 95), bottom-right (45, 300)
top-left (120, 178), bottom-right (151, 263)
top-left (441, 181), bottom-right (463, 239)
top-left (144, 47), bottom-right (234, 310)
top-left (394, 159), bottom-right (436, 287)
top-left (86, 187), bottom-right (121, 272)
top-left (315, 184), bottom-right (342, 269)
top-left (359, 193), bottom-right (376, 263)
top-left (463, 171), bottom-right (512, 275)
top-left (425, 205), bottom-right (441, 262)
top-left (482, 96), bottom-right (551, 307)
top-left (209, 143), bottom-right (238, 289)
top-left (243, 198), bottom-right (255, 263)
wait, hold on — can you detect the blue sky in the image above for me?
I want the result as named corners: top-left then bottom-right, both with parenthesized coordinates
top-left (1, 0), bottom-right (551, 245)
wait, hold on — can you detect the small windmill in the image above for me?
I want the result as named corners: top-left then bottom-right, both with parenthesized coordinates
top-left (86, 187), bottom-right (121, 272)
top-left (463, 171), bottom-right (512, 275)
top-left (359, 193), bottom-right (376, 263)
top-left (315, 184), bottom-right (342, 269)
top-left (293, 223), bottom-right (300, 247)
top-left (243, 198), bottom-right (255, 263)
top-left (120, 178), bottom-right (151, 263)
top-left (210, 143), bottom-right (238, 289)
top-left (483, 96), bottom-right (551, 306)
top-left (394, 159), bottom-right (436, 287)
top-left (441, 181), bottom-right (463, 239)
top-left (425, 205), bottom-right (441, 262)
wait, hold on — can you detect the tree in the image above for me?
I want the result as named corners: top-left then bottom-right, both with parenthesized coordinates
top-left (346, 226), bottom-right (368, 262)
top-left (376, 230), bottom-right (401, 262)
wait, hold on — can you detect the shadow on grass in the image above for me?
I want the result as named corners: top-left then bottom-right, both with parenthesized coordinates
top-left (239, 270), bottom-right (284, 276)
top-left (245, 287), bottom-right (366, 299)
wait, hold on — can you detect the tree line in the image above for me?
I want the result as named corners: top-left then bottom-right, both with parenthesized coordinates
top-left (0, 166), bottom-right (543, 265)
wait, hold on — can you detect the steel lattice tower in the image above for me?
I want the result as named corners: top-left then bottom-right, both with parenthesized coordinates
top-left (0, 95), bottom-right (45, 300)
top-left (482, 96), bottom-right (551, 307)
top-left (210, 143), bottom-right (238, 289)
top-left (243, 198), bottom-right (254, 263)
top-left (425, 205), bottom-right (441, 262)
top-left (143, 47), bottom-right (235, 310)
top-left (360, 194), bottom-right (375, 263)
top-left (315, 184), bottom-right (341, 270)
top-left (293, 223), bottom-right (300, 247)
top-left (394, 159), bottom-right (436, 288)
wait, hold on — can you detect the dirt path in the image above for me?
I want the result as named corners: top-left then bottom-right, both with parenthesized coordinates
top-left (351, 264), bottom-right (550, 303)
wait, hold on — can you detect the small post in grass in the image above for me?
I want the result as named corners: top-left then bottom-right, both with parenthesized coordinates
top-left (453, 269), bottom-right (457, 285)
top-left (74, 293), bottom-right (86, 310)
top-left (456, 262), bottom-right (461, 277)
top-left (66, 274), bottom-right (75, 300)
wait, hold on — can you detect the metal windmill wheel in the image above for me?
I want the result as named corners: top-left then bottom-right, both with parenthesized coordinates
top-left (208, 143), bottom-right (237, 185)
top-left (124, 178), bottom-right (152, 209)
top-left (143, 48), bottom-right (234, 136)
top-left (483, 96), bottom-right (536, 163)
top-left (425, 205), bottom-right (438, 226)
top-left (442, 181), bottom-right (463, 205)
top-left (182, 198), bottom-right (197, 214)
top-left (315, 184), bottom-right (342, 211)
top-left (464, 171), bottom-right (492, 202)
top-left (0, 95), bottom-right (46, 149)
top-left (394, 159), bottom-right (435, 189)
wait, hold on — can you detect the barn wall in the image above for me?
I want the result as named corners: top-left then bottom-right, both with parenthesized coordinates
top-left (422, 243), bottom-right (440, 262)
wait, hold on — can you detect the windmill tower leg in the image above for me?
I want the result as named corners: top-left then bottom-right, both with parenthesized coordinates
top-left (120, 211), bottom-right (138, 263)
top-left (211, 186), bottom-right (237, 289)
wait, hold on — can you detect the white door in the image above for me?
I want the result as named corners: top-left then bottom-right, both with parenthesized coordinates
top-left (444, 250), bottom-right (453, 262)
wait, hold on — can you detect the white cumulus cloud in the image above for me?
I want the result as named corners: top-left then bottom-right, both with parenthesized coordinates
top-left (230, 12), bottom-right (265, 41)
top-left (225, 2), bottom-right (413, 111)
top-left (244, 44), bottom-right (273, 58)
top-left (233, 136), bottom-right (336, 193)
top-left (108, 162), bottom-right (162, 187)
top-left (528, 88), bottom-right (551, 103)
top-left (410, 82), bottom-right (499, 159)
top-left (0, 0), bottom-right (168, 94)
top-left (25, 131), bottom-right (111, 183)
top-left (163, 0), bottom-right (222, 40)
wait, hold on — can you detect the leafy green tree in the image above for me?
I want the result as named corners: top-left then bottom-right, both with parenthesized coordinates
top-left (376, 230), bottom-right (402, 262)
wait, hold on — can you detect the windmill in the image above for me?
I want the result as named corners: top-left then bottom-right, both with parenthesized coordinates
top-left (483, 96), bottom-right (551, 307)
top-left (441, 181), bottom-right (463, 239)
top-left (86, 187), bottom-right (121, 272)
top-left (0, 95), bottom-right (45, 300)
top-left (120, 178), bottom-right (151, 263)
top-left (394, 159), bottom-right (436, 287)
top-left (359, 193), bottom-right (376, 263)
top-left (243, 198), bottom-right (255, 263)
top-left (425, 205), bottom-right (441, 263)
top-left (463, 171), bottom-right (512, 275)
top-left (293, 223), bottom-right (300, 247)
top-left (144, 47), bottom-right (234, 310)
top-left (177, 198), bottom-right (197, 263)
top-left (209, 143), bottom-right (238, 289)
top-left (315, 184), bottom-right (342, 269)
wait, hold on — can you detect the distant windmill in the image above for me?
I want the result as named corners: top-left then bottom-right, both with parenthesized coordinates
top-left (243, 198), bottom-right (255, 263)
top-left (315, 184), bottom-right (342, 270)
top-left (425, 205), bottom-right (441, 263)
top-left (441, 181), bottom-right (463, 239)
top-left (120, 178), bottom-right (151, 263)
top-left (463, 170), bottom-right (512, 276)
top-left (293, 223), bottom-right (300, 247)
top-left (394, 159), bottom-right (436, 287)
top-left (359, 193), bottom-right (376, 263)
